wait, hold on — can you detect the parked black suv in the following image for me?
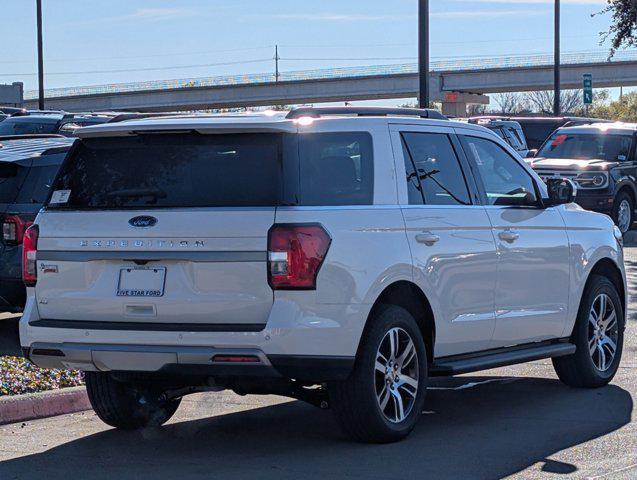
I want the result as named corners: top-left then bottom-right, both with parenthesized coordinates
top-left (530, 122), bottom-right (637, 233)
top-left (0, 135), bottom-right (75, 311)
top-left (471, 116), bottom-right (611, 150)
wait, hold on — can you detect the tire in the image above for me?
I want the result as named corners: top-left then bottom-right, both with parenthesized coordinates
top-left (85, 372), bottom-right (181, 429)
top-left (329, 304), bottom-right (428, 443)
top-left (611, 190), bottom-right (634, 234)
top-left (553, 275), bottom-right (624, 388)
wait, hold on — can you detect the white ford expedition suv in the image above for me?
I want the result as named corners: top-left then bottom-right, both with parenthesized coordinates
top-left (20, 107), bottom-right (626, 443)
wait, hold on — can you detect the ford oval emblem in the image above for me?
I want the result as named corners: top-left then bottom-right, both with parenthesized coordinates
top-left (128, 216), bottom-right (158, 228)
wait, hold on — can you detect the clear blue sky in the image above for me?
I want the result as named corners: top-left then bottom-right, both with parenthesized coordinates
top-left (0, 0), bottom-right (616, 93)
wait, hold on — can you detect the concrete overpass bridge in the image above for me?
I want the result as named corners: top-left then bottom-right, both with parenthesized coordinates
top-left (22, 50), bottom-right (637, 116)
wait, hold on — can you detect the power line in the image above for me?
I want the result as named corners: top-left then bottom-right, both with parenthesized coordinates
top-left (0, 58), bottom-right (272, 77)
top-left (0, 46), bottom-right (275, 65)
top-left (282, 56), bottom-right (417, 61)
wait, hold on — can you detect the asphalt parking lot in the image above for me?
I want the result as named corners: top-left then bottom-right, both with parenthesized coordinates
top-left (0, 252), bottom-right (636, 480)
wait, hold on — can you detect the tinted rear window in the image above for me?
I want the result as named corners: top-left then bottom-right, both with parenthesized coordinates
top-left (51, 133), bottom-right (283, 209)
top-left (15, 163), bottom-right (62, 204)
top-left (520, 122), bottom-right (562, 149)
top-left (0, 162), bottom-right (28, 204)
top-left (49, 131), bottom-right (375, 209)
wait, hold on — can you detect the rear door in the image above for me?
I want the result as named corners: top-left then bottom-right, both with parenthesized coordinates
top-left (35, 133), bottom-right (287, 327)
top-left (458, 131), bottom-right (570, 346)
top-left (390, 124), bottom-right (498, 356)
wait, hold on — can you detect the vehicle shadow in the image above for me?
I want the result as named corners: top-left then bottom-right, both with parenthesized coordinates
top-left (0, 375), bottom-right (631, 480)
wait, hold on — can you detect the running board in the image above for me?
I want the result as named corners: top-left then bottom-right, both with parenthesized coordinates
top-left (429, 341), bottom-right (576, 377)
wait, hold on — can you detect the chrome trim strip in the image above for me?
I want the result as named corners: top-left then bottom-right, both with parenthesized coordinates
top-left (36, 250), bottom-right (267, 263)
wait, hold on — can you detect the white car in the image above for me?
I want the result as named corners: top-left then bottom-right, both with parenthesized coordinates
top-left (20, 107), bottom-right (626, 443)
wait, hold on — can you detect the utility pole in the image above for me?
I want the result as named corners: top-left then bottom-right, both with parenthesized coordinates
top-left (553, 0), bottom-right (561, 116)
top-left (274, 45), bottom-right (280, 82)
top-left (418, 0), bottom-right (429, 108)
top-left (36, 0), bottom-right (45, 110)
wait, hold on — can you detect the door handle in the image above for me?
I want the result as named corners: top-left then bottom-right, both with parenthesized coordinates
top-left (498, 230), bottom-right (520, 243)
top-left (415, 233), bottom-right (440, 245)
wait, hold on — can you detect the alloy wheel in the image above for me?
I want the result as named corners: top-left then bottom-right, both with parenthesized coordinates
top-left (617, 199), bottom-right (632, 233)
top-left (588, 293), bottom-right (619, 372)
top-left (374, 327), bottom-right (419, 423)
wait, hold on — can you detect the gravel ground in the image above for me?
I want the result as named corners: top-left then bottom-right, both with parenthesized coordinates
top-left (0, 315), bottom-right (84, 397)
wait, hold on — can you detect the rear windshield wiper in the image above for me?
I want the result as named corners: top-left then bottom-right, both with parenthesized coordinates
top-left (106, 188), bottom-right (167, 201)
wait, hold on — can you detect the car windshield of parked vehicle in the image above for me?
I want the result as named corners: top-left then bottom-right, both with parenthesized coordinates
top-left (0, 119), bottom-right (58, 135)
top-left (537, 132), bottom-right (633, 161)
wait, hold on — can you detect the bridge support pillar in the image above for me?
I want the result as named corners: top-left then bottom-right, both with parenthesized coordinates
top-left (441, 101), bottom-right (468, 117)
top-left (439, 91), bottom-right (489, 118)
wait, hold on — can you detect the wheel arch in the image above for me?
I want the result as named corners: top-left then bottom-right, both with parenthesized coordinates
top-left (583, 257), bottom-right (626, 320)
top-left (362, 281), bottom-right (435, 365)
top-left (614, 181), bottom-right (636, 206)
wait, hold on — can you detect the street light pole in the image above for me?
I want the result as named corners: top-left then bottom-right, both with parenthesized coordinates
top-left (36, 0), bottom-right (44, 110)
top-left (418, 0), bottom-right (429, 108)
top-left (553, 0), bottom-right (561, 116)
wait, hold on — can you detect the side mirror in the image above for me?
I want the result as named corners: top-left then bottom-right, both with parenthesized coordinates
top-left (545, 178), bottom-right (576, 207)
top-left (526, 149), bottom-right (538, 158)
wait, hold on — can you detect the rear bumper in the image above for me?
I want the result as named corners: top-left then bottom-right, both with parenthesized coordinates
top-left (25, 342), bottom-right (354, 381)
top-left (20, 293), bottom-right (366, 381)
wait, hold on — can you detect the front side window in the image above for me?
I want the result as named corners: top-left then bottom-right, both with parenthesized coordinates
top-left (401, 132), bottom-right (470, 206)
top-left (538, 132), bottom-right (633, 162)
top-left (462, 136), bottom-right (538, 207)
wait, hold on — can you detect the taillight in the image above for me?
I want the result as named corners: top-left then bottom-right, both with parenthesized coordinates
top-left (22, 224), bottom-right (39, 286)
top-left (268, 224), bottom-right (331, 290)
top-left (2, 215), bottom-right (32, 245)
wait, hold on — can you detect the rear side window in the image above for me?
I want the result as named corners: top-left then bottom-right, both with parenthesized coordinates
top-left (401, 132), bottom-right (470, 206)
top-left (298, 132), bottom-right (373, 205)
top-left (51, 133), bottom-right (284, 209)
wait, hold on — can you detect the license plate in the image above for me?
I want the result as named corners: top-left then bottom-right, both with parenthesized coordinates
top-left (117, 266), bottom-right (166, 297)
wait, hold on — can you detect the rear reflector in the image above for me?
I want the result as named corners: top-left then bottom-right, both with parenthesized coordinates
top-left (22, 224), bottom-right (39, 286)
top-left (211, 355), bottom-right (261, 363)
top-left (267, 224), bottom-right (331, 290)
top-left (31, 348), bottom-right (65, 357)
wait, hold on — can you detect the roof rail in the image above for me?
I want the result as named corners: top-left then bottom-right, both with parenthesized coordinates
top-left (286, 106), bottom-right (447, 121)
top-left (106, 112), bottom-right (179, 123)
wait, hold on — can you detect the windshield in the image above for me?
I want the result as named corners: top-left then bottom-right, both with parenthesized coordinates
top-left (0, 119), bottom-right (58, 135)
top-left (537, 132), bottom-right (633, 161)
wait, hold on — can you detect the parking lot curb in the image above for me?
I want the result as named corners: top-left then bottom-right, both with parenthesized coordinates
top-left (0, 386), bottom-right (90, 425)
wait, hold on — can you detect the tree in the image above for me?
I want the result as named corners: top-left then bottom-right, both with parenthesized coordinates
top-left (591, 91), bottom-right (637, 121)
top-left (598, 0), bottom-right (637, 57)
top-left (467, 103), bottom-right (487, 116)
top-left (524, 90), bottom-right (582, 115)
top-left (492, 92), bottom-right (527, 114)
